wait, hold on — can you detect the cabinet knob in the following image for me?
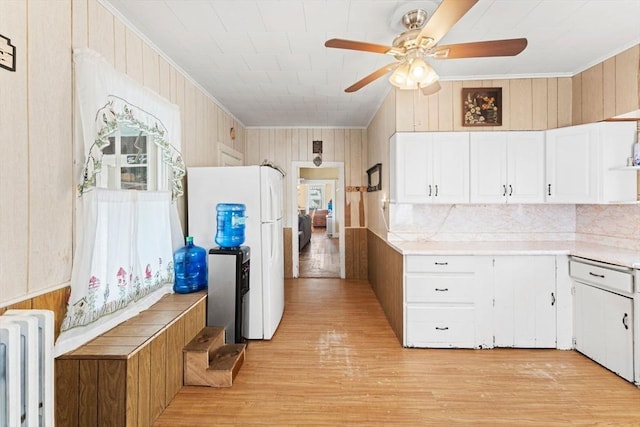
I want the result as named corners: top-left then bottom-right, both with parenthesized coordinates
top-left (622, 313), bottom-right (629, 330)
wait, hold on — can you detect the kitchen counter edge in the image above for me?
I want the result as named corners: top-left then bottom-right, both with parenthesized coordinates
top-left (387, 240), bottom-right (640, 269)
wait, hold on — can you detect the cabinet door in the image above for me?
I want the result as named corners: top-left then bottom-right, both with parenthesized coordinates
top-left (574, 282), bottom-right (634, 381)
top-left (507, 132), bottom-right (545, 203)
top-left (392, 133), bottom-right (432, 203)
top-left (432, 132), bottom-right (469, 204)
top-left (493, 256), bottom-right (556, 348)
top-left (545, 125), bottom-right (597, 203)
top-left (470, 132), bottom-right (507, 203)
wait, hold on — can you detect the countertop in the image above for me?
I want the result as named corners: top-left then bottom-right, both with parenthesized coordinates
top-left (388, 240), bottom-right (640, 269)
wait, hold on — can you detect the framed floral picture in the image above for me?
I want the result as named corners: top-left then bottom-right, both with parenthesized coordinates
top-left (462, 87), bottom-right (502, 126)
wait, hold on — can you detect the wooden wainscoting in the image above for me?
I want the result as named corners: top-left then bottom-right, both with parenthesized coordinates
top-left (284, 227), bottom-right (293, 278)
top-left (367, 230), bottom-right (403, 344)
top-left (0, 286), bottom-right (70, 340)
top-left (345, 227), bottom-right (367, 280)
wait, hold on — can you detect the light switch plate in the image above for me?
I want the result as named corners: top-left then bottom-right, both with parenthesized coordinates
top-left (0, 34), bottom-right (16, 72)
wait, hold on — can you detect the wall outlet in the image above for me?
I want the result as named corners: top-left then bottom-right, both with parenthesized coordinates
top-left (0, 35), bottom-right (16, 72)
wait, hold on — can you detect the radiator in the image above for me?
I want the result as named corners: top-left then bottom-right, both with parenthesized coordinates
top-left (0, 310), bottom-right (54, 427)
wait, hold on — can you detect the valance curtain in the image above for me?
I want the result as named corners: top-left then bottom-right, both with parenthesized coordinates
top-left (55, 49), bottom-right (185, 357)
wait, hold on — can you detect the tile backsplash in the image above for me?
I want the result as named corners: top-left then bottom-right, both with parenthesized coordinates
top-left (388, 204), bottom-right (575, 242)
top-left (388, 202), bottom-right (640, 250)
top-left (576, 204), bottom-right (640, 250)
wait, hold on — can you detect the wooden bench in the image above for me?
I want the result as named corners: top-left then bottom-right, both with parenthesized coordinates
top-left (55, 291), bottom-right (207, 427)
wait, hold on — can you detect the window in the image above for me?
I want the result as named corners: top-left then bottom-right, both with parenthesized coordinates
top-left (101, 123), bottom-right (158, 191)
top-left (308, 185), bottom-right (324, 210)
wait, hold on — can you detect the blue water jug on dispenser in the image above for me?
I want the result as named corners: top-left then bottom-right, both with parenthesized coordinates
top-left (215, 203), bottom-right (246, 248)
top-left (173, 236), bottom-right (208, 293)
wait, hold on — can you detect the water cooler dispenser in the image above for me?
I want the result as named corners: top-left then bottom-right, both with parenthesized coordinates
top-left (207, 246), bottom-right (250, 344)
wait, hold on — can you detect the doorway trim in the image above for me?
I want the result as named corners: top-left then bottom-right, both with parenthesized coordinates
top-left (291, 161), bottom-right (345, 279)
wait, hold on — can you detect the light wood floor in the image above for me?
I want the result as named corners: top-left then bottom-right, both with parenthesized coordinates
top-left (299, 227), bottom-right (340, 278)
top-left (155, 278), bottom-right (640, 426)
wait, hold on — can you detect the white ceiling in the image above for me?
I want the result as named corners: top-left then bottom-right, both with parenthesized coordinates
top-left (102, 0), bottom-right (640, 128)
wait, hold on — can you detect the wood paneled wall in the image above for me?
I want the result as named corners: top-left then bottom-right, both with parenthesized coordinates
top-left (0, 0), bottom-right (73, 305)
top-left (1, 0), bottom-right (245, 312)
top-left (245, 128), bottom-right (367, 228)
top-left (367, 230), bottom-right (403, 344)
top-left (572, 45), bottom-right (639, 125)
top-left (395, 77), bottom-right (574, 132)
top-left (0, 286), bottom-right (70, 340)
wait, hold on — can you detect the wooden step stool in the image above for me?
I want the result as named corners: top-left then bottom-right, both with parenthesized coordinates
top-left (183, 326), bottom-right (246, 387)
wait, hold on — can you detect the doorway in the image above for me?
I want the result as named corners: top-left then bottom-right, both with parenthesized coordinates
top-left (291, 162), bottom-right (345, 278)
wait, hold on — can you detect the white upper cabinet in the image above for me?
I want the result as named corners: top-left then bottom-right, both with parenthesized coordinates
top-left (391, 132), bottom-right (469, 204)
top-left (391, 122), bottom-right (636, 206)
top-left (545, 122), bottom-right (637, 203)
top-left (470, 132), bottom-right (545, 203)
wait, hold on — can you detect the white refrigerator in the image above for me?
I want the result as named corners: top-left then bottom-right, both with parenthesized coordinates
top-left (187, 165), bottom-right (284, 340)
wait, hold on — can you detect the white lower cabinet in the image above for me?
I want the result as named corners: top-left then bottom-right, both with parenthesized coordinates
top-left (404, 256), bottom-right (493, 348)
top-left (493, 256), bottom-right (557, 348)
top-left (406, 306), bottom-right (476, 347)
top-left (404, 255), bottom-right (558, 349)
top-left (570, 258), bottom-right (634, 382)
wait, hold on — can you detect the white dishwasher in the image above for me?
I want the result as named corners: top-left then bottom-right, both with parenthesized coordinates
top-left (569, 256), bottom-right (635, 383)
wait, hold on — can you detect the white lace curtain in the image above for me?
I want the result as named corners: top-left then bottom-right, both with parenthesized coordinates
top-left (55, 49), bottom-right (185, 356)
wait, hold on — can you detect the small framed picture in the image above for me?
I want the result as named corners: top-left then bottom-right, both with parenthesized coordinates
top-left (462, 87), bottom-right (502, 126)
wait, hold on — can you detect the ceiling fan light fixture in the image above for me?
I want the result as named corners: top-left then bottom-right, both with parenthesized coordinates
top-left (390, 58), bottom-right (439, 90)
top-left (409, 58), bottom-right (427, 78)
top-left (390, 62), bottom-right (410, 86)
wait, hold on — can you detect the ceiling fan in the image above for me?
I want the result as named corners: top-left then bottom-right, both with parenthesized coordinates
top-left (325, 0), bottom-right (527, 95)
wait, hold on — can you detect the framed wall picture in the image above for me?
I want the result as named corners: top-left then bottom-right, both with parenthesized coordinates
top-left (462, 87), bottom-right (502, 126)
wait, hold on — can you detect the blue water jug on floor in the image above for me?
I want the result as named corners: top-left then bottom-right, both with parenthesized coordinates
top-left (215, 203), bottom-right (246, 248)
top-left (173, 236), bottom-right (208, 293)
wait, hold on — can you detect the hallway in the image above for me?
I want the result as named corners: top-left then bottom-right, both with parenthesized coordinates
top-left (155, 278), bottom-right (640, 426)
top-left (298, 227), bottom-right (339, 278)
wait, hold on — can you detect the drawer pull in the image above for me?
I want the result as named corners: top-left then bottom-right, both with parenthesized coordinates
top-left (435, 326), bottom-right (449, 331)
top-left (434, 262), bottom-right (448, 266)
top-left (508, 184), bottom-right (513, 196)
top-left (502, 184), bottom-right (506, 197)
top-left (622, 313), bottom-right (629, 330)
top-left (551, 292), bottom-right (556, 306)
top-left (435, 288), bottom-right (449, 292)
top-left (588, 271), bottom-right (605, 279)
top-left (428, 185), bottom-right (432, 197)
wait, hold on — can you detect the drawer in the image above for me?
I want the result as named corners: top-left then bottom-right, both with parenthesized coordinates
top-left (405, 306), bottom-right (475, 347)
top-left (406, 255), bottom-right (481, 273)
top-left (569, 259), bottom-right (633, 294)
top-left (406, 275), bottom-right (475, 303)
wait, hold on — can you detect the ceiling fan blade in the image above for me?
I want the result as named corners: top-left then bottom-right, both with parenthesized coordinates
top-left (345, 63), bottom-right (398, 93)
top-left (434, 38), bottom-right (528, 59)
top-left (325, 38), bottom-right (393, 54)
top-left (416, 0), bottom-right (478, 45)
top-left (421, 81), bottom-right (442, 96)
